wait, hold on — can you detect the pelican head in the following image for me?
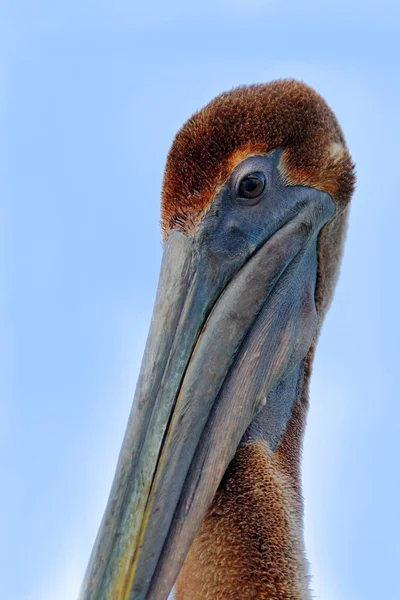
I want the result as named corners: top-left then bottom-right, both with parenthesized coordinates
top-left (80, 79), bottom-right (355, 600)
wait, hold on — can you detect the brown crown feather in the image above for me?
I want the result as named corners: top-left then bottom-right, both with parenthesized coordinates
top-left (161, 78), bottom-right (355, 237)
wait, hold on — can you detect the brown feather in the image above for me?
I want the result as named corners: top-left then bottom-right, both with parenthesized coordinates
top-left (175, 441), bottom-right (310, 600)
top-left (161, 79), bottom-right (355, 238)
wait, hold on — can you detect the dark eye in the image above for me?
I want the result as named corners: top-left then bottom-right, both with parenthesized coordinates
top-left (238, 172), bottom-right (266, 199)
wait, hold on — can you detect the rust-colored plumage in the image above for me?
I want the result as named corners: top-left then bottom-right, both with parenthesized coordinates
top-left (175, 370), bottom-right (313, 600)
top-left (161, 80), bottom-right (355, 599)
top-left (162, 79), bottom-right (354, 237)
top-left (175, 441), bottom-right (309, 600)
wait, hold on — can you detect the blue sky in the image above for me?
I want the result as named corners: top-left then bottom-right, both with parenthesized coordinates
top-left (1, 2), bottom-right (399, 599)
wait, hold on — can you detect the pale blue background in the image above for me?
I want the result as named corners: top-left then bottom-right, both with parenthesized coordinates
top-left (1, 2), bottom-right (399, 599)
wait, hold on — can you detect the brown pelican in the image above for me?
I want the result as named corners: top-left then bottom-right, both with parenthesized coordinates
top-left (80, 79), bottom-right (355, 600)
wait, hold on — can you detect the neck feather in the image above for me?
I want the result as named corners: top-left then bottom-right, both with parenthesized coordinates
top-left (175, 359), bottom-right (312, 600)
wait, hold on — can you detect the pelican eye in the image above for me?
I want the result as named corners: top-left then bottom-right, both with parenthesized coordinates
top-left (238, 172), bottom-right (266, 199)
